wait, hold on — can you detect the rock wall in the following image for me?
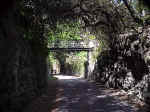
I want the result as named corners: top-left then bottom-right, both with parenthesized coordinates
top-left (92, 26), bottom-right (150, 104)
top-left (0, 11), bottom-right (48, 112)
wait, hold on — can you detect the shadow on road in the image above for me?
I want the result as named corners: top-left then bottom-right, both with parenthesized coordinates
top-left (23, 79), bottom-right (59, 112)
top-left (23, 75), bottom-right (148, 112)
top-left (52, 75), bottom-right (137, 112)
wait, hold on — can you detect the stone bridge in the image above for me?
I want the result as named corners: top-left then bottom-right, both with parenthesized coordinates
top-left (48, 40), bottom-right (98, 78)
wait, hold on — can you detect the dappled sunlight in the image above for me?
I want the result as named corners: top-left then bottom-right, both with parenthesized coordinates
top-left (51, 76), bottom-right (137, 112)
top-left (96, 95), bottom-right (107, 98)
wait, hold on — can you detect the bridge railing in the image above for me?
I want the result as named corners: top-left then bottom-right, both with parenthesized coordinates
top-left (48, 40), bottom-right (93, 48)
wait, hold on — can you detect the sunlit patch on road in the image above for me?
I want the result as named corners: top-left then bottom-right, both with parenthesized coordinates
top-left (54, 75), bottom-right (82, 80)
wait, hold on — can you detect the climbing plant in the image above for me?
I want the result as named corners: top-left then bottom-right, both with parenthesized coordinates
top-left (47, 21), bottom-right (82, 44)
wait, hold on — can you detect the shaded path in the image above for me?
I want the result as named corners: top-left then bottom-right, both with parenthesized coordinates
top-left (23, 75), bottom-right (145, 112)
top-left (52, 75), bottom-right (137, 112)
top-left (23, 80), bottom-right (58, 112)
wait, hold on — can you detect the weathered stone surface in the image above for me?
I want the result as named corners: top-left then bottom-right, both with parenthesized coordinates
top-left (0, 14), bottom-right (48, 112)
top-left (92, 25), bottom-right (150, 104)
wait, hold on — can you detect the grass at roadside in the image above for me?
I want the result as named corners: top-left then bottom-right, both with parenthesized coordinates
top-left (49, 75), bottom-right (58, 80)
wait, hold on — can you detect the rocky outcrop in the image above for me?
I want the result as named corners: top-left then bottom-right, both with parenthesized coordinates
top-left (92, 26), bottom-right (150, 104)
top-left (0, 11), bottom-right (48, 112)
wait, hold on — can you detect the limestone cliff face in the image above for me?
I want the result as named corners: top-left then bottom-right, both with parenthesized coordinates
top-left (0, 9), bottom-right (48, 112)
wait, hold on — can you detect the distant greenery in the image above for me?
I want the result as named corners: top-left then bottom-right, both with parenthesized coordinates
top-left (48, 76), bottom-right (58, 80)
top-left (47, 21), bottom-right (81, 44)
top-left (47, 20), bottom-right (93, 76)
top-left (49, 53), bottom-right (57, 64)
top-left (49, 51), bottom-right (87, 76)
top-left (66, 51), bottom-right (87, 76)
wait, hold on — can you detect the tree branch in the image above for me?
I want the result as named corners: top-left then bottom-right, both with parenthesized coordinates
top-left (122, 0), bottom-right (143, 25)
